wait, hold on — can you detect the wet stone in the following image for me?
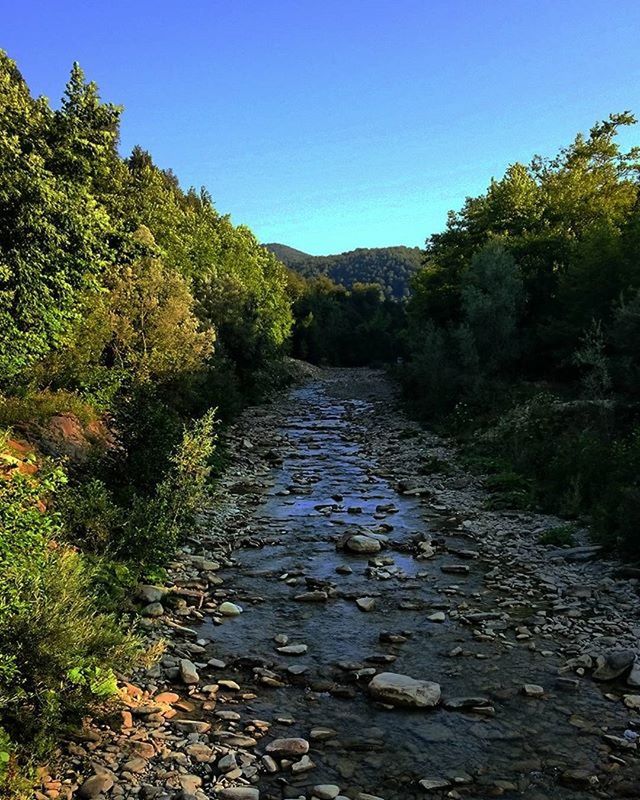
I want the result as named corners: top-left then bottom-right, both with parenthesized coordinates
top-left (345, 535), bottom-right (382, 554)
top-left (368, 672), bottom-right (441, 708)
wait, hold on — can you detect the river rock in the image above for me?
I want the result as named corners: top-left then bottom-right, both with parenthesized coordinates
top-left (444, 696), bottom-right (491, 711)
top-left (368, 672), bottom-right (441, 708)
top-left (310, 727), bottom-right (337, 740)
top-left (179, 658), bottom-right (200, 685)
top-left (137, 584), bottom-right (166, 604)
top-left (419, 778), bottom-right (451, 792)
top-left (522, 684), bottom-right (544, 698)
top-left (356, 597), bottom-right (376, 612)
top-left (141, 601), bottom-right (164, 617)
top-left (277, 644), bottom-right (308, 655)
top-left (78, 774), bottom-right (114, 799)
top-left (295, 590), bottom-right (328, 602)
top-left (292, 754), bottom-right (316, 773)
top-left (627, 660), bottom-right (640, 687)
top-left (592, 650), bottom-right (636, 681)
top-left (313, 786), bottom-right (341, 800)
top-left (218, 789), bottom-right (260, 800)
top-left (440, 564), bottom-right (469, 575)
top-left (623, 694), bottom-right (640, 709)
top-left (345, 535), bottom-right (382, 554)
top-left (265, 737), bottom-right (310, 756)
top-left (219, 601), bottom-right (243, 616)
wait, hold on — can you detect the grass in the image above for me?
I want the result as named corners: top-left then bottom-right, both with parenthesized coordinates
top-left (539, 524), bottom-right (577, 547)
top-left (0, 390), bottom-right (99, 428)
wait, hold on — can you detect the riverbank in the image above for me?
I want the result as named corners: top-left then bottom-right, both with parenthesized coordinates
top-left (40, 369), bottom-right (640, 800)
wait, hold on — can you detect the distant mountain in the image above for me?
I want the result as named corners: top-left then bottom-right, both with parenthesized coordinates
top-left (264, 243), bottom-right (311, 267)
top-left (264, 243), bottom-right (423, 300)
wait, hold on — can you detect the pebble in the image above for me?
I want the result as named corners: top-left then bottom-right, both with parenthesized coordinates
top-left (418, 778), bottom-right (451, 792)
top-left (218, 789), bottom-right (260, 800)
top-left (291, 754), bottom-right (316, 773)
top-left (78, 774), bottom-right (114, 799)
top-left (277, 643), bottom-right (308, 655)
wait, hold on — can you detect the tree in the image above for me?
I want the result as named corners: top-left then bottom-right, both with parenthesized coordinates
top-left (0, 52), bottom-right (113, 383)
top-left (460, 242), bottom-right (524, 372)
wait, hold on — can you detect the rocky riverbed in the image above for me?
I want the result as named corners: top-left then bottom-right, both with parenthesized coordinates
top-left (40, 369), bottom-right (640, 800)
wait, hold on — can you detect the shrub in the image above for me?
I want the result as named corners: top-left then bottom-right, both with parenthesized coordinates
top-left (0, 466), bottom-right (139, 776)
top-left (539, 524), bottom-right (577, 547)
top-left (120, 408), bottom-right (218, 566)
top-left (418, 455), bottom-right (453, 475)
top-left (483, 470), bottom-right (534, 510)
top-left (58, 477), bottom-right (123, 554)
top-left (0, 390), bottom-right (99, 428)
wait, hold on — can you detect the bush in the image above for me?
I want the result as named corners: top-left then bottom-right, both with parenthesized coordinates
top-left (539, 524), bottom-right (577, 547)
top-left (418, 455), bottom-right (453, 475)
top-left (0, 466), bottom-right (139, 779)
top-left (58, 477), bottom-right (123, 555)
top-left (483, 470), bottom-right (534, 510)
top-left (119, 408), bottom-right (218, 566)
top-left (0, 390), bottom-right (99, 428)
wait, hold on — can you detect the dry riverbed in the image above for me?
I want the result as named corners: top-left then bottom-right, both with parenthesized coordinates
top-left (41, 369), bottom-right (640, 800)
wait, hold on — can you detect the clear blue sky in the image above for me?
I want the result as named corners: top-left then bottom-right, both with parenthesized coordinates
top-left (3, 0), bottom-right (640, 254)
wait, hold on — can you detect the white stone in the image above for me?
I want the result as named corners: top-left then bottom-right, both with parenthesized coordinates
top-left (368, 672), bottom-right (441, 708)
top-left (179, 658), bottom-right (199, 685)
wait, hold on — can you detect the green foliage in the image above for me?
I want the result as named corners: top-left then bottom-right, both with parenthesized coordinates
top-left (573, 320), bottom-right (611, 402)
top-left (460, 243), bottom-right (524, 372)
top-left (402, 113), bottom-right (640, 555)
top-left (539, 524), bottom-right (577, 547)
top-left (0, 390), bottom-right (99, 428)
top-left (482, 471), bottom-right (534, 510)
top-left (121, 409), bottom-right (218, 566)
top-left (0, 466), bottom-right (139, 770)
top-left (0, 49), bottom-right (296, 790)
top-left (0, 53), bottom-right (116, 383)
top-left (290, 276), bottom-right (404, 365)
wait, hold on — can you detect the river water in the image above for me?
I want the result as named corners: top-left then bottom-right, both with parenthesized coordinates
top-left (200, 377), bottom-right (637, 799)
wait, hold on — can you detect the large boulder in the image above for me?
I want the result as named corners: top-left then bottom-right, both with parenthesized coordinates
top-left (592, 650), bottom-right (636, 681)
top-left (368, 672), bottom-right (441, 708)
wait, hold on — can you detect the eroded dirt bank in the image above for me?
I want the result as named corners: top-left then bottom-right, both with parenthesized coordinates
top-left (43, 369), bottom-right (640, 800)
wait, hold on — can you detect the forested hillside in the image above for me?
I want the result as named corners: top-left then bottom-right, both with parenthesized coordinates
top-left (265, 242), bottom-right (423, 299)
top-left (402, 112), bottom-right (640, 556)
top-left (0, 51), bottom-right (294, 789)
